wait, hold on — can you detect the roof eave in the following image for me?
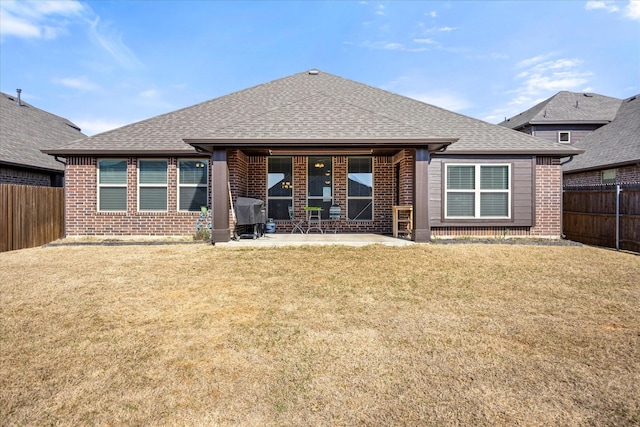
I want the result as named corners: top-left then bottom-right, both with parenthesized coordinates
top-left (564, 159), bottom-right (640, 173)
top-left (439, 148), bottom-right (585, 156)
top-left (184, 138), bottom-right (458, 153)
top-left (41, 149), bottom-right (203, 156)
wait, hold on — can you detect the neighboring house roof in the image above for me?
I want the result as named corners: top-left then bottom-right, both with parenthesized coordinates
top-left (1, 91), bottom-right (85, 172)
top-left (499, 91), bottom-right (623, 130)
top-left (564, 94), bottom-right (640, 173)
top-left (44, 70), bottom-right (581, 157)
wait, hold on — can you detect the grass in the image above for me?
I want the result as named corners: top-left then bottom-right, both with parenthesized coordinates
top-left (0, 243), bottom-right (638, 426)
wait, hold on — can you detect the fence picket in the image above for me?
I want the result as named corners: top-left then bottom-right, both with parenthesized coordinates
top-left (1, 184), bottom-right (64, 252)
top-left (563, 183), bottom-right (640, 252)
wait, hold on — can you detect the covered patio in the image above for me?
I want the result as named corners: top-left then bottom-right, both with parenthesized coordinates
top-left (185, 142), bottom-right (455, 244)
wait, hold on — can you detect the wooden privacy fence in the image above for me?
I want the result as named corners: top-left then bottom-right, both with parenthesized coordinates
top-left (1, 184), bottom-right (64, 252)
top-left (563, 183), bottom-right (640, 252)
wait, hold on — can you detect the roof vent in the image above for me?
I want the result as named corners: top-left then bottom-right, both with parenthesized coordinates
top-left (583, 93), bottom-right (593, 97)
top-left (16, 88), bottom-right (22, 106)
top-left (308, 69), bottom-right (319, 75)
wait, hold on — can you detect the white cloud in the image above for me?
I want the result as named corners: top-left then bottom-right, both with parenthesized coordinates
top-left (585, 0), bottom-right (640, 19)
top-left (413, 38), bottom-right (437, 45)
top-left (140, 89), bottom-right (159, 99)
top-left (625, 0), bottom-right (640, 19)
top-left (375, 4), bottom-right (385, 15)
top-left (428, 11), bottom-right (437, 18)
top-left (495, 53), bottom-right (594, 122)
top-left (359, 40), bottom-right (430, 52)
top-left (403, 92), bottom-right (472, 112)
top-left (585, 1), bottom-right (620, 12)
top-left (87, 17), bottom-right (142, 69)
top-left (0, 0), bottom-right (83, 39)
top-left (75, 118), bottom-right (130, 136)
top-left (52, 76), bottom-right (100, 91)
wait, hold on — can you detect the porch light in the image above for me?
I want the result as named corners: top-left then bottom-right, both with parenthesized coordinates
top-left (195, 162), bottom-right (206, 168)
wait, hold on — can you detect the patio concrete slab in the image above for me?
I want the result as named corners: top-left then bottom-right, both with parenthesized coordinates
top-left (215, 233), bottom-right (414, 247)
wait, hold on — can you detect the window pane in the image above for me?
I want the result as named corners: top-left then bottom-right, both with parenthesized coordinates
top-left (481, 166), bottom-right (508, 190)
top-left (268, 157), bottom-right (293, 197)
top-left (480, 193), bottom-right (508, 217)
top-left (268, 199), bottom-right (292, 221)
top-left (347, 199), bottom-right (372, 220)
top-left (348, 158), bottom-right (372, 197)
top-left (447, 193), bottom-right (475, 217)
top-left (179, 187), bottom-right (207, 211)
top-left (447, 166), bottom-right (474, 190)
top-left (139, 161), bottom-right (167, 184)
top-left (100, 187), bottom-right (126, 211)
top-left (99, 160), bottom-right (127, 184)
top-left (179, 160), bottom-right (207, 185)
top-left (308, 157), bottom-right (331, 198)
top-left (140, 187), bottom-right (167, 210)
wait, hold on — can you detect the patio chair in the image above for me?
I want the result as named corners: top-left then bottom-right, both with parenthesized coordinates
top-left (288, 205), bottom-right (306, 234)
top-left (327, 204), bottom-right (341, 233)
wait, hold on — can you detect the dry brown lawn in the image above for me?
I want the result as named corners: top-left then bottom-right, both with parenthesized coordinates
top-left (1, 243), bottom-right (638, 426)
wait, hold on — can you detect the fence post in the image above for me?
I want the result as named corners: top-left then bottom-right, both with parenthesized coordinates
top-left (615, 184), bottom-right (620, 251)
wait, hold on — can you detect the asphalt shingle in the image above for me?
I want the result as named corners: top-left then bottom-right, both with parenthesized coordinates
top-left (564, 94), bottom-right (640, 172)
top-left (45, 70), bottom-right (581, 156)
top-left (1, 91), bottom-right (85, 172)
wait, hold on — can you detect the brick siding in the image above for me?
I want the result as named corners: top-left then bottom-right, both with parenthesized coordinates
top-left (65, 152), bottom-right (565, 239)
top-left (0, 166), bottom-right (62, 187)
top-left (64, 157), bottom-right (206, 237)
top-left (564, 164), bottom-right (640, 186)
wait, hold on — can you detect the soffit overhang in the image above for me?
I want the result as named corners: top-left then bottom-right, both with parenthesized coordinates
top-left (184, 138), bottom-right (457, 156)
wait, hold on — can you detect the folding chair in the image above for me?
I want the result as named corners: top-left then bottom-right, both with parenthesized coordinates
top-left (288, 205), bottom-right (306, 234)
top-left (327, 204), bottom-right (341, 233)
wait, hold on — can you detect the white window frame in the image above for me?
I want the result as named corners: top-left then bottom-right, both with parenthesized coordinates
top-left (445, 163), bottom-right (512, 219)
top-left (137, 159), bottom-right (168, 212)
top-left (601, 169), bottom-right (616, 185)
top-left (97, 159), bottom-right (127, 212)
top-left (558, 131), bottom-right (571, 144)
top-left (347, 157), bottom-right (374, 221)
top-left (177, 159), bottom-right (209, 212)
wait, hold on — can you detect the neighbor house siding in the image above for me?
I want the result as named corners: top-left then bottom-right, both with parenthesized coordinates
top-left (564, 164), bottom-right (640, 186)
top-left (0, 165), bottom-right (63, 187)
top-left (64, 157), bottom-right (207, 236)
top-left (532, 124), bottom-right (602, 145)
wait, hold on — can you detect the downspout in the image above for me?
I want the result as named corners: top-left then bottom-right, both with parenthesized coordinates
top-left (558, 156), bottom-right (575, 239)
top-left (54, 156), bottom-right (67, 166)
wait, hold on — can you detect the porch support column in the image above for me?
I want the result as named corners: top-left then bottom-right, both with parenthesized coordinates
top-left (210, 149), bottom-right (230, 243)
top-left (413, 148), bottom-right (431, 242)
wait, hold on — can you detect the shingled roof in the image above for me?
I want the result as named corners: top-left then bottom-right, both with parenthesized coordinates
top-left (44, 70), bottom-right (580, 157)
top-left (499, 91), bottom-right (622, 130)
top-left (1, 91), bottom-right (85, 172)
top-left (563, 94), bottom-right (640, 173)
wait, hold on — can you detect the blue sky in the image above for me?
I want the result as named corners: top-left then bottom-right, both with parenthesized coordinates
top-left (1, 0), bottom-right (639, 136)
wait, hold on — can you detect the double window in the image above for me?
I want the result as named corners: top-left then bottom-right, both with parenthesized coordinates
top-left (445, 164), bottom-right (511, 218)
top-left (98, 159), bottom-right (127, 211)
top-left (267, 157), bottom-right (293, 220)
top-left (347, 157), bottom-right (373, 221)
top-left (138, 160), bottom-right (168, 211)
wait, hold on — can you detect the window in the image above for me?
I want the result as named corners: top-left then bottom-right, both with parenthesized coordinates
top-left (307, 156), bottom-right (333, 219)
top-left (267, 157), bottom-right (293, 220)
top-left (138, 160), bottom-right (167, 211)
top-left (445, 164), bottom-right (510, 218)
top-left (601, 169), bottom-right (616, 184)
top-left (347, 157), bottom-right (373, 221)
top-left (98, 159), bottom-right (127, 211)
top-left (558, 131), bottom-right (571, 143)
top-left (178, 159), bottom-right (208, 211)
